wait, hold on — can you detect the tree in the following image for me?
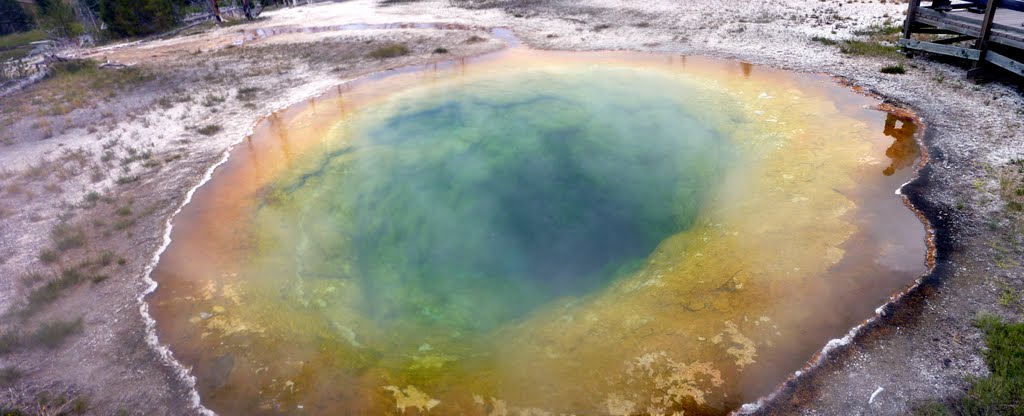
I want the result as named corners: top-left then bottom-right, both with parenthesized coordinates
top-left (74, 0), bottom-right (102, 34)
top-left (34, 0), bottom-right (53, 12)
top-left (0, 0), bottom-right (35, 35)
top-left (81, 0), bottom-right (98, 15)
top-left (37, 0), bottom-right (83, 41)
top-left (100, 0), bottom-right (180, 38)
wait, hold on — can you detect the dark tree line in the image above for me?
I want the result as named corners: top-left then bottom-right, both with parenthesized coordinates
top-left (2, 0), bottom-right (299, 41)
top-left (100, 0), bottom-right (184, 37)
top-left (0, 0), bottom-right (34, 35)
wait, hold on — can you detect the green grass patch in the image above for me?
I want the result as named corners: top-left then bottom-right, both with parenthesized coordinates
top-left (914, 401), bottom-right (955, 416)
top-left (914, 315), bottom-right (1024, 415)
top-left (880, 64), bottom-right (907, 74)
top-left (840, 40), bottom-right (901, 58)
top-left (1, 58), bottom-right (154, 119)
top-left (367, 43), bottom-right (410, 59)
top-left (48, 60), bottom-right (98, 77)
top-left (965, 315), bottom-right (1024, 413)
top-left (853, 24), bottom-right (903, 37)
top-left (30, 319), bottom-right (83, 348)
top-left (1000, 159), bottom-right (1024, 217)
top-left (0, 366), bottom-right (23, 388)
top-left (1000, 284), bottom-right (1021, 308)
top-left (0, 30), bottom-right (46, 52)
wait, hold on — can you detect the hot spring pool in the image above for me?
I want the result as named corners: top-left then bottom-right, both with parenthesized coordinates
top-left (150, 50), bottom-right (927, 415)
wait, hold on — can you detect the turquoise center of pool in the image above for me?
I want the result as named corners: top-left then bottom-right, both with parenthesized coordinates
top-left (260, 69), bottom-right (736, 335)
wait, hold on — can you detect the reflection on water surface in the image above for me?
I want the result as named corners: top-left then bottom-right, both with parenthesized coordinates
top-left (150, 50), bottom-right (927, 415)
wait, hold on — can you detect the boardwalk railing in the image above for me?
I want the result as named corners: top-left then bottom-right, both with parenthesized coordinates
top-left (901, 0), bottom-right (1024, 78)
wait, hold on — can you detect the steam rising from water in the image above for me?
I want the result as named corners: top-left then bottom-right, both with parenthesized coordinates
top-left (150, 51), bottom-right (926, 415)
top-left (262, 69), bottom-right (735, 334)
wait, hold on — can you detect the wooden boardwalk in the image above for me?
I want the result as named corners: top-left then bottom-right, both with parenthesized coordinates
top-left (902, 0), bottom-right (1024, 78)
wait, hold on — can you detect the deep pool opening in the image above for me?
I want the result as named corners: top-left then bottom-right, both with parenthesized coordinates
top-left (273, 69), bottom-right (736, 331)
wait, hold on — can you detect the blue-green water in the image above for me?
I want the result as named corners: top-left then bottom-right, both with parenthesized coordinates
top-left (152, 55), bottom-right (929, 415)
top-left (263, 69), bottom-right (736, 333)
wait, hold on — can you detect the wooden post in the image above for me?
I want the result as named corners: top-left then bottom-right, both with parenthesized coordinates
top-left (210, 0), bottom-right (222, 22)
top-left (902, 0), bottom-right (922, 56)
top-left (969, 0), bottom-right (999, 77)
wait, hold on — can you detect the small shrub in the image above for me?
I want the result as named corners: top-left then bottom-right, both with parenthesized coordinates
top-left (197, 124), bottom-right (222, 136)
top-left (49, 60), bottom-right (97, 77)
top-left (466, 35), bottom-right (486, 43)
top-left (20, 272), bottom-right (45, 286)
top-left (39, 249), bottom-right (59, 264)
top-left (433, 47), bottom-right (449, 54)
top-left (157, 96), bottom-right (174, 109)
top-left (96, 250), bottom-right (116, 267)
top-left (880, 64), bottom-right (906, 74)
top-left (51, 222), bottom-right (86, 252)
top-left (82, 191), bottom-right (101, 206)
top-left (912, 401), bottom-right (953, 416)
top-left (236, 87), bottom-right (262, 101)
top-left (71, 397), bottom-right (89, 413)
top-left (4, 182), bottom-right (24, 195)
top-left (100, 150), bottom-right (116, 163)
top-left (0, 330), bottom-right (19, 355)
top-left (201, 94), bottom-right (226, 107)
top-left (112, 217), bottom-right (136, 230)
top-left (367, 43), bottom-right (410, 59)
top-left (811, 36), bottom-right (838, 46)
top-left (115, 206), bottom-right (132, 216)
top-left (0, 366), bottom-right (23, 388)
top-left (30, 319), bottom-right (83, 348)
top-left (998, 284), bottom-right (1019, 307)
top-left (115, 175), bottom-right (140, 185)
top-left (43, 183), bottom-right (62, 193)
top-left (23, 269), bottom-right (86, 316)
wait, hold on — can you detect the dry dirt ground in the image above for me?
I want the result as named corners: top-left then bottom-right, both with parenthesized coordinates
top-left (0, 0), bottom-right (1022, 415)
